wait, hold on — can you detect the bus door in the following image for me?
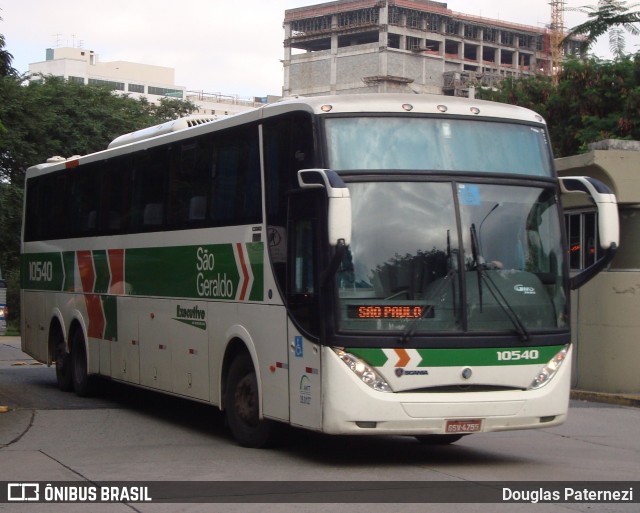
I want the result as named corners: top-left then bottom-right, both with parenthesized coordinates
top-left (287, 191), bottom-right (323, 430)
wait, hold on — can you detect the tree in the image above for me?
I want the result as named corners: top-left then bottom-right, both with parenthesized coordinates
top-left (0, 74), bottom-right (196, 183)
top-left (1, 12), bottom-right (16, 138)
top-left (0, 182), bottom-right (22, 325)
top-left (152, 97), bottom-right (199, 122)
top-left (566, 1), bottom-right (640, 58)
top-left (0, 12), bottom-right (17, 78)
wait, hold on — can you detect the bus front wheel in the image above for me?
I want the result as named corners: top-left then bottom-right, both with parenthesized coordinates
top-left (225, 352), bottom-right (275, 448)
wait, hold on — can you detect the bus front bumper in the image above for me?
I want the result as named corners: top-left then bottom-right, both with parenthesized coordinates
top-left (320, 346), bottom-right (571, 436)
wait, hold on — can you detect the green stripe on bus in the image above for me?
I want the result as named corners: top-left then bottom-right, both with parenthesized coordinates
top-left (247, 242), bottom-right (264, 301)
top-left (63, 251), bottom-right (75, 291)
top-left (346, 346), bottom-right (566, 368)
top-left (22, 242), bottom-right (264, 302)
top-left (126, 244), bottom-right (241, 299)
top-left (21, 253), bottom-right (64, 291)
top-left (102, 296), bottom-right (118, 341)
top-left (415, 346), bottom-right (564, 367)
top-left (93, 250), bottom-right (110, 294)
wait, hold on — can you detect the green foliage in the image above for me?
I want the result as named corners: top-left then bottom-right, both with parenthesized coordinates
top-left (0, 12), bottom-right (17, 78)
top-left (477, 54), bottom-right (640, 157)
top-left (566, 1), bottom-right (640, 58)
top-left (0, 182), bottom-right (22, 325)
top-left (152, 97), bottom-right (198, 122)
top-left (0, 75), bottom-right (196, 183)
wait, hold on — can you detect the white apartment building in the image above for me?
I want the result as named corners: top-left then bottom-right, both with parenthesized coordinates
top-left (29, 47), bottom-right (185, 100)
top-left (28, 47), bottom-right (270, 116)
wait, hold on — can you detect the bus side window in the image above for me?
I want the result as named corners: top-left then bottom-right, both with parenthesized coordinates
top-left (102, 156), bottom-right (132, 234)
top-left (68, 167), bottom-right (100, 236)
top-left (167, 137), bottom-right (214, 228)
top-left (131, 146), bottom-right (169, 231)
top-left (209, 125), bottom-right (261, 226)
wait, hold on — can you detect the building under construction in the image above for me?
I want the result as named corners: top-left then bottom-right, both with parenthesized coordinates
top-left (283, 0), bottom-right (581, 97)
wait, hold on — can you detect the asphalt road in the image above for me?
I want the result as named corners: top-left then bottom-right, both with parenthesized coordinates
top-left (1, 336), bottom-right (639, 513)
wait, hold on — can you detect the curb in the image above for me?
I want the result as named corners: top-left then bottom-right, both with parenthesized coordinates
top-left (570, 390), bottom-right (640, 408)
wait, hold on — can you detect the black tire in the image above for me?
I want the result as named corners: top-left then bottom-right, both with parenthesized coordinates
top-left (414, 434), bottom-right (466, 445)
top-left (53, 331), bottom-right (73, 392)
top-left (71, 329), bottom-right (96, 397)
top-left (225, 352), bottom-right (275, 448)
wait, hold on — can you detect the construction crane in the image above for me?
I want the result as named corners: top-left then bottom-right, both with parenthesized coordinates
top-left (549, 0), bottom-right (566, 83)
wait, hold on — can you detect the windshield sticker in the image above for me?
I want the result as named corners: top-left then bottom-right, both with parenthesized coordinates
top-left (458, 184), bottom-right (481, 205)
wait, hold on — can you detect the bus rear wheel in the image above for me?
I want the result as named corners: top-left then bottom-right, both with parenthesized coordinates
top-left (71, 329), bottom-right (96, 397)
top-left (225, 352), bottom-right (275, 448)
top-left (53, 332), bottom-right (73, 392)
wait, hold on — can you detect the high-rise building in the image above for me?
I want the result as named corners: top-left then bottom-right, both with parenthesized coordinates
top-left (283, 0), bottom-right (582, 97)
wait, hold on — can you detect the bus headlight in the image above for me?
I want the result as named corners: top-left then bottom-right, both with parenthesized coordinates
top-left (332, 349), bottom-right (392, 393)
top-left (528, 345), bottom-right (569, 390)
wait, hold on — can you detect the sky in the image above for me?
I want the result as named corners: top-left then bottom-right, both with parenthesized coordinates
top-left (2, 1), bottom-right (638, 98)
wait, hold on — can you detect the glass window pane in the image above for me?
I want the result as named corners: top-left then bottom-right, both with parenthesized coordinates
top-left (325, 117), bottom-right (552, 176)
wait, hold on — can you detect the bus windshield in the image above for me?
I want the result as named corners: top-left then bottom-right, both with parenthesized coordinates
top-left (325, 117), bottom-right (553, 177)
top-left (335, 182), bottom-right (567, 335)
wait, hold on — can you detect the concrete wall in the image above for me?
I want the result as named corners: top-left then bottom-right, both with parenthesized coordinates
top-left (288, 45), bottom-right (449, 96)
top-left (336, 49), bottom-right (379, 88)
top-left (557, 142), bottom-right (640, 394)
top-left (386, 51), bottom-right (443, 92)
top-left (288, 57), bottom-right (334, 95)
top-left (572, 272), bottom-right (640, 393)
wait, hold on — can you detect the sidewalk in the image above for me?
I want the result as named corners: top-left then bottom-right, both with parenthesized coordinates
top-left (570, 389), bottom-right (640, 408)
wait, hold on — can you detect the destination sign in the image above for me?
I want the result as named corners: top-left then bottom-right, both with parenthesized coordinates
top-left (347, 305), bottom-right (434, 320)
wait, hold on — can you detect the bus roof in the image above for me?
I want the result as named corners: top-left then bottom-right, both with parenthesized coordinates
top-left (27, 93), bottom-right (545, 178)
top-left (271, 93), bottom-right (545, 124)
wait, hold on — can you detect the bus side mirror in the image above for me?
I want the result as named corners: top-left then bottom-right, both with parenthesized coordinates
top-left (559, 176), bottom-right (619, 290)
top-left (298, 169), bottom-right (352, 247)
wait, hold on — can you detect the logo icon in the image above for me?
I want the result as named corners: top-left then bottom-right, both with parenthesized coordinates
top-left (299, 374), bottom-right (311, 405)
top-left (395, 368), bottom-right (429, 377)
top-left (514, 284), bottom-right (536, 295)
top-left (8, 483), bottom-right (40, 502)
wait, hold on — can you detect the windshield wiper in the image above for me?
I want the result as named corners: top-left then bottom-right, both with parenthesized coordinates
top-left (470, 224), bottom-right (530, 343)
top-left (399, 268), bottom-right (456, 345)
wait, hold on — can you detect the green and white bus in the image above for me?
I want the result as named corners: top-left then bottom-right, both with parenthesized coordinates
top-left (21, 94), bottom-right (618, 447)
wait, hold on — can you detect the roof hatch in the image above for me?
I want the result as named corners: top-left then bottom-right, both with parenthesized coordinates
top-left (107, 115), bottom-right (218, 149)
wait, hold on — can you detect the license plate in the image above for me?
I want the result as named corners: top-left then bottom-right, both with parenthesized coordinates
top-left (445, 419), bottom-right (483, 433)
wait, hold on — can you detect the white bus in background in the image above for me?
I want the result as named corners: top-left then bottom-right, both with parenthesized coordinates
top-left (21, 94), bottom-right (618, 447)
